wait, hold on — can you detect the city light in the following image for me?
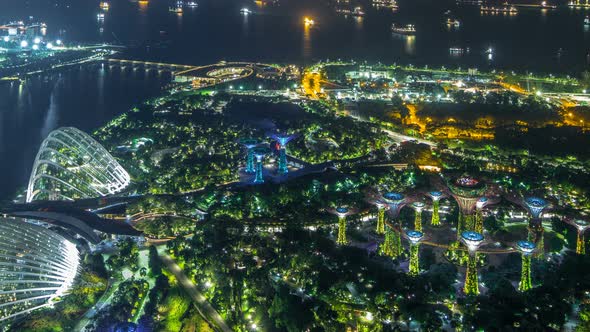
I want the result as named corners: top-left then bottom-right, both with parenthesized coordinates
top-left (20, 40), bottom-right (28, 48)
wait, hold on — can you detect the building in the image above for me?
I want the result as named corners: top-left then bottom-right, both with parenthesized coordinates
top-left (0, 218), bottom-right (80, 323)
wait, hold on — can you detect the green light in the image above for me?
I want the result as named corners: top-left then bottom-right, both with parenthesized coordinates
top-left (409, 243), bottom-right (420, 276)
top-left (475, 209), bottom-right (483, 233)
top-left (519, 254), bottom-right (532, 292)
top-left (414, 209), bottom-right (423, 232)
top-left (577, 231), bottom-right (586, 255)
top-left (376, 207), bottom-right (385, 235)
top-left (337, 216), bottom-right (347, 245)
top-left (464, 253), bottom-right (479, 296)
top-left (431, 200), bottom-right (440, 226)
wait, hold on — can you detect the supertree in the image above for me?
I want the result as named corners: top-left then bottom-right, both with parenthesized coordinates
top-left (460, 231), bottom-right (484, 296)
top-left (425, 191), bottom-right (446, 226)
top-left (251, 146), bottom-right (271, 184)
top-left (239, 138), bottom-right (259, 174)
top-left (519, 196), bottom-right (551, 257)
top-left (563, 217), bottom-right (590, 255)
top-left (405, 230), bottom-right (424, 276)
top-left (373, 200), bottom-right (389, 235)
top-left (410, 201), bottom-right (426, 232)
top-left (381, 192), bottom-right (408, 258)
top-left (327, 206), bottom-right (357, 245)
top-left (474, 195), bottom-right (501, 233)
top-left (446, 175), bottom-right (487, 238)
top-left (516, 240), bottom-right (535, 291)
top-left (270, 133), bottom-right (296, 175)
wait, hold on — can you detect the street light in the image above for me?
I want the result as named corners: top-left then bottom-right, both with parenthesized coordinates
top-left (20, 40), bottom-right (28, 48)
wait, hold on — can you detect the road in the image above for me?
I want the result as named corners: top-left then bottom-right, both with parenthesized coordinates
top-left (158, 251), bottom-right (232, 332)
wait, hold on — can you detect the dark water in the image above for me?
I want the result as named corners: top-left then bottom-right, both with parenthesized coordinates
top-left (1, 0), bottom-right (589, 199)
top-left (0, 66), bottom-right (170, 200)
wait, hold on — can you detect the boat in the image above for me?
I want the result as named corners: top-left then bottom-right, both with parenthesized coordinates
top-left (186, 1), bottom-right (198, 7)
top-left (585, 16), bottom-right (590, 25)
top-left (240, 8), bottom-right (252, 14)
top-left (169, 6), bottom-right (183, 13)
top-left (97, 13), bottom-right (105, 20)
top-left (99, 2), bottom-right (110, 10)
top-left (304, 17), bottom-right (315, 26)
top-left (446, 18), bottom-right (461, 27)
top-left (391, 23), bottom-right (416, 36)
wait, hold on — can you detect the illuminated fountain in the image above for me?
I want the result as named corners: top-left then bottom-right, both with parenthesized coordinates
top-left (327, 206), bottom-right (357, 245)
top-left (411, 201), bottom-right (426, 232)
top-left (380, 192), bottom-right (407, 258)
top-left (405, 230), bottom-right (424, 276)
top-left (563, 218), bottom-right (590, 255)
top-left (516, 240), bottom-right (535, 291)
top-left (239, 138), bottom-right (259, 174)
top-left (270, 133), bottom-right (296, 175)
top-left (460, 231), bottom-right (484, 295)
top-left (251, 146), bottom-right (271, 184)
top-left (425, 191), bottom-right (445, 226)
top-left (447, 175), bottom-right (487, 238)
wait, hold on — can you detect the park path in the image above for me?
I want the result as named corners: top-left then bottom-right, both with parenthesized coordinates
top-left (157, 250), bottom-right (232, 332)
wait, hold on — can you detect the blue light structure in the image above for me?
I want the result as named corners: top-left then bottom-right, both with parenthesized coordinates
top-left (524, 197), bottom-right (549, 219)
top-left (271, 133), bottom-right (296, 175)
top-left (252, 147), bottom-right (270, 184)
top-left (239, 138), bottom-right (259, 174)
top-left (516, 240), bottom-right (535, 291)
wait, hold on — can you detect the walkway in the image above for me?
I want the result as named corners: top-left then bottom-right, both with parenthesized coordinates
top-left (158, 250), bottom-right (232, 332)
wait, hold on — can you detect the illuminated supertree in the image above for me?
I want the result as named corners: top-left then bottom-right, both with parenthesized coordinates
top-left (270, 133), bottom-right (296, 175)
top-left (373, 200), bottom-right (389, 235)
top-left (239, 138), bottom-right (259, 174)
top-left (516, 240), bottom-right (535, 292)
top-left (327, 207), bottom-right (357, 245)
top-left (460, 231), bottom-right (484, 296)
top-left (447, 175), bottom-right (487, 238)
top-left (411, 201), bottom-right (426, 232)
top-left (425, 191), bottom-right (445, 226)
top-left (381, 192), bottom-right (408, 258)
top-left (252, 147), bottom-right (271, 184)
top-left (563, 217), bottom-right (590, 255)
top-left (522, 196), bottom-right (551, 256)
top-left (474, 195), bottom-right (501, 233)
top-left (405, 230), bottom-right (424, 276)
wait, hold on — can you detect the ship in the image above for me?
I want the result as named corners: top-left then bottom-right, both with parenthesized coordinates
top-left (373, 0), bottom-right (398, 10)
top-left (336, 7), bottom-right (366, 16)
top-left (186, 1), bottom-right (198, 7)
top-left (99, 2), bottom-right (110, 10)
top-left (480, 5), bottom-right (518, 14)
top-left (585, 16), bottom-right (590, 25)
top-left (391, 23), bottom-right (416, 36)
top-left (240, 8), bottom-right (252, 14)
top-left (97, 13), bottom-right (105, 20)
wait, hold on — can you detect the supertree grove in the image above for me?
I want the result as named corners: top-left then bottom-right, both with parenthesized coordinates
top-left (411, 201), bottom-right (426, 232)
top-left (239, 138), bottom-right (259, 174)
top-left (425, 191), bottom-right (445, 226)
top-left (516, 240), bottom-right (535, 291)
top-left (270, 133), bottom-right (296, 175)
top-left (563, 217), bottom-right (590, 255)
top-left (251, 146), bottom-right (271, 184)
top-left (447, 175), bottom-right (487, 238)
top-left (381, 192), bottom-right (408, 258)
top-left (327, 207), bottom-right (357, 245)
top-left (461, 231), bottom-right (484, 295)
top-left (405, 230), bottom-right (424, 276)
